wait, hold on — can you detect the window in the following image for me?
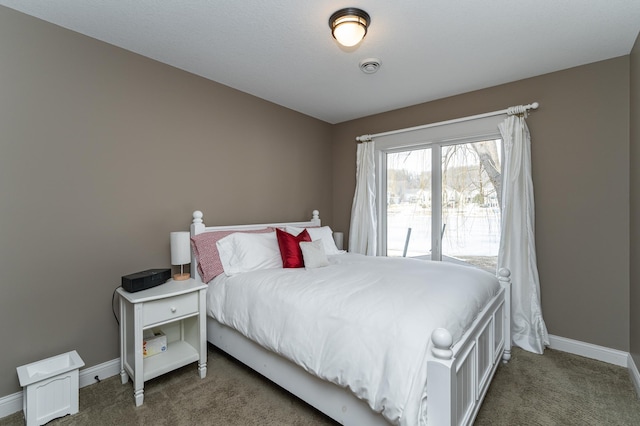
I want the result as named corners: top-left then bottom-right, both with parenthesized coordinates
top-left (375, 117), bottom-right (503, 272)
top-left (440, 140), bottom-right (502, 271)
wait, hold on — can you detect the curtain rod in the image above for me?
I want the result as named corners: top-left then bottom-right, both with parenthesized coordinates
top-left (355, 102), bottom-right (539, 142)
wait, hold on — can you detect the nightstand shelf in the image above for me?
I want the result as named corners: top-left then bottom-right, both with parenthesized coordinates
top-left (117, 279), bottom-right (207, 406)
top-left (143, 340), bottom-right (199, 381)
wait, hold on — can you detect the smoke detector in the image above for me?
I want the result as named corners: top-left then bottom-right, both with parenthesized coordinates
top-left (359, 58), bottom-right (381, 74)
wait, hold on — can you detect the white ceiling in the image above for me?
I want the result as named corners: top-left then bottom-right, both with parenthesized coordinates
top-left (1, 1), bottom-right (639, 124)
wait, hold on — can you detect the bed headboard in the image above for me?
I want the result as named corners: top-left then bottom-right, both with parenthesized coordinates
top-left (189, 210), bottom-right (321, 283)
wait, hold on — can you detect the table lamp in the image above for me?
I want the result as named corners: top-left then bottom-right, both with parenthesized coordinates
top-left (170, 231), bottom-right (191, 281)
top-left (333, 232), bottom-right (344, 251)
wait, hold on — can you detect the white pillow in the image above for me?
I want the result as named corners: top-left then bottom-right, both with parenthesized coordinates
top-left (286, 226), bottom-right (343, 255)
top-left (299, 239), bottom-right (329, 269)
top-left (216, 231), bottom-right (282, 276)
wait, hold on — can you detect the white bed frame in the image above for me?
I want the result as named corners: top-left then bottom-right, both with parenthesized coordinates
top-left (190, 210), bottom-right (511, 426)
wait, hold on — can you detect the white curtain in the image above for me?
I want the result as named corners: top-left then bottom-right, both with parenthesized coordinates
top-left (349, 141), bottom-right (377, 255)
top-left (498, 112), bottom-right (549, 354)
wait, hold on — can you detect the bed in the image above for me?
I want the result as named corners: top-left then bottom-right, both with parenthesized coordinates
top-left (189, 209), bottom-right (511, 426)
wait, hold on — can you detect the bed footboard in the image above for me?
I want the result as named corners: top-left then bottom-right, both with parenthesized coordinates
top-left (426, 268), bottom-right (511, 426)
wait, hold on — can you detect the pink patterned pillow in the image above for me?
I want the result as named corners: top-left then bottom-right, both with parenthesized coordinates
top-left (191, 228), bottom-right (274, 283)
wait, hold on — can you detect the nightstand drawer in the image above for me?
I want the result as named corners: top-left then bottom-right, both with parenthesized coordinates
top-left (143, 292), bottom-right (198, 327)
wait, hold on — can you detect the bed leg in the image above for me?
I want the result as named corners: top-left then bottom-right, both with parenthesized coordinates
top-left (498, 268), bottom-right (512, 364)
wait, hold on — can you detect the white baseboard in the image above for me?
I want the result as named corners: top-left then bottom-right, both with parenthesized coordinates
top-left (0, 357), bottom-right (121, 419)
top-left (78, 358), bottom-right (121, 388)
top-left (547, 334), bottom-right (628, 367)
top-left (0, 392), bottom-right (22, 420)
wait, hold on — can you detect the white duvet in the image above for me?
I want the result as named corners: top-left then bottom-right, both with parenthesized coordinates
top-left (207, 254), bottom-right (500, 426)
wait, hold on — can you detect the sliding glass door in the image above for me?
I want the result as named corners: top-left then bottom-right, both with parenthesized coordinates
top-left (383, 138), bottom-right (502, 272)
top-left (386, 148), bottom-right (433, 257)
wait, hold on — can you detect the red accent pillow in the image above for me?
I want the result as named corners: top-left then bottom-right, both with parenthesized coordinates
top-left (276, 228), bottom-right (311, 268)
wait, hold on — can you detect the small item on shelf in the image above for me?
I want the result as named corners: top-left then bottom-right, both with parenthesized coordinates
top-left (143, 329), bottom-right (167, 358)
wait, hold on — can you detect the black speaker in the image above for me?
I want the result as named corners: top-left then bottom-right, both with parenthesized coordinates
top-left (121, 268), bottom-right (171, 293)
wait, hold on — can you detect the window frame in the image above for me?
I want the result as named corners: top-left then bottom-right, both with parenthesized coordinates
top-left (374, 117), bottom-right (503, 259)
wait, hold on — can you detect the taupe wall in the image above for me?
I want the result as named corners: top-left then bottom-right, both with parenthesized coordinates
top-left (332, 57), bottom-right (631, 352)
top-left (0, 3), bottom-right (636, 402)
top-left (630, 32), bottom-right (640, 366)
top-left (0, 7), bottom-right (332, 397)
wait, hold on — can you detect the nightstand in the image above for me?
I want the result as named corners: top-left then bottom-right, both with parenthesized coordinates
top-left (117, 278), bottom-right (207, 406)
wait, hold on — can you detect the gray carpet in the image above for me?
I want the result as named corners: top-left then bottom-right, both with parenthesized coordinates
top-left (2, 345), bottom-right (639, 425)
top-left (475, 347), bottom-right (640, 425)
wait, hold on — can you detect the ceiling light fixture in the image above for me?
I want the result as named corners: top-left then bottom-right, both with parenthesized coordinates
top-left (329, 8), bottom-right (370, 47)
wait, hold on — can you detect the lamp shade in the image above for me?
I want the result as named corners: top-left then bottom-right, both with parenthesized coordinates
top-left (170, 232), bottom-right (191, 266)
top-left (333, 232), bottom-right (344, 251)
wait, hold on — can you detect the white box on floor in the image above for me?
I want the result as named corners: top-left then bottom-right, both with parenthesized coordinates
top-left (16, 350), bottom-right (85, 426)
